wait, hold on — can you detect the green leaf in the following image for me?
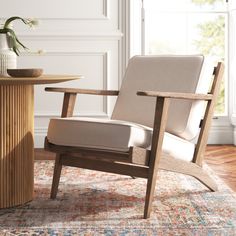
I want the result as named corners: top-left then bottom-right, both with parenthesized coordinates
top-left (3, 16), bottom-right (28, 29)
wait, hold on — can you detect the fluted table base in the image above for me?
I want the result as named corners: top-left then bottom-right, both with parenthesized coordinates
top-left (0, 75), bottom-right (82, 208)
top-left (0, 85), bottom-right (34, 208)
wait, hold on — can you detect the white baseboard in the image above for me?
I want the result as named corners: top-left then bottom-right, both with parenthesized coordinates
top-left (207, 125), bottom-right (234, 144)
top-left (35, 128), bottom-right (48, 148)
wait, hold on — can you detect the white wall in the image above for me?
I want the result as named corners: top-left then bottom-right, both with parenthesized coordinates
top-left (2, 0), bottom-right (233, 147)
top-left (1, 0), bottom-right (125, 147)
top-left (229, 0), bottom-right (236, 144)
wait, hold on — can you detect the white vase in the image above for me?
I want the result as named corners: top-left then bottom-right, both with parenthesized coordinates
top-left (0, 33), bottom-right (17, 77)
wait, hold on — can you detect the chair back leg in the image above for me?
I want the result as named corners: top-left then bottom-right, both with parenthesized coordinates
top-left (50, 154), bottom-right (63, 199)
top-left (193, 62), bottom-right (224, 166)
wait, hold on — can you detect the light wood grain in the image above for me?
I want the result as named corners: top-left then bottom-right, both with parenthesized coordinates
top-left (144, 97), bottom-right (170, 218)
top-left (137, 91), bottom-right (213, 100)
top-left (60, 155), bottom-right (149, 178)
top-left (193, 63), bottom-right (225, 165)
top-left (44, 62), bottom-right (224, 219)
top-left (61, 93), bottom-right (77, 118)
top-left (35, 145), bottom-right (236, 192)
top-left (0, 75), bottom-right (82, 85)
top-left (45, 138), bottom-right (130, 163)
top-left (45, 87), bottom-right (119, 96)
top-left (159, 154), bottom-right (218, 191)
top-left (0, 85), bottom-right (34, 208)
top-left (130, 147), bottom-right (150, 166)
top-left (0, 75), bottom-right (81, 209)
top-left (205, 145), bottom-right (236, 191)
top-left (50, 154), bottom-right (63, 199)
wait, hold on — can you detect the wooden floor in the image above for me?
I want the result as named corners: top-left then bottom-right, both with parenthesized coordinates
top-left (204, 145), bottom-right (236, 191)
top-left (35, 145), bottom-right (236, 191)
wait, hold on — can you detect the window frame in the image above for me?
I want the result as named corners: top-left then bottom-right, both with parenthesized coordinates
top-left (128, 0), bottom-right (234, 144)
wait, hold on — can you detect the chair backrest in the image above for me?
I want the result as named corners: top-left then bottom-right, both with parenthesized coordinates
top-left (111, 55), bottom-right (213, 141)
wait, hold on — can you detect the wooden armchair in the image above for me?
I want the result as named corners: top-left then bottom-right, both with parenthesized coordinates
top-left (44, 56), bottom-right (224, 219)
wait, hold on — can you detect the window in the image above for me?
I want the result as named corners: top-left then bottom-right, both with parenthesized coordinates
top-left (143, 0), bottom-right (228, 115)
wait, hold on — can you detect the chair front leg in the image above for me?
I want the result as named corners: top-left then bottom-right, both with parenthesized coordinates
top-left (50, 154), bottom-right (63, 199)
top-left (144, 97), bottom-right (170, 218)
top-left (61, 92), bottom-right (77, 118)
top-left (50, 92), bottom-right (77, 198)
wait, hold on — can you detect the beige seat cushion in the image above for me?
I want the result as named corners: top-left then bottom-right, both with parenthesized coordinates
top-left (47, 117), bottom-right (195, 162)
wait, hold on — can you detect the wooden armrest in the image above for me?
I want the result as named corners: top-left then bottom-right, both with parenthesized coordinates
top-left (137, 91), bottom-right (213, 101)
top-left (45, 87), bottom-right (119, 96)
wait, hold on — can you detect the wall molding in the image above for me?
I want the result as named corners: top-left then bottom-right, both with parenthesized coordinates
top-left (23, 51), bottom-right (109, 57)
top-left (18, 33), bottom-right (123, 40)
top-left (102, 52), bottom-right (109, 113)
top-left (103, 0), bottom-right (109, 19)
top-left (18, 0), bottom-right (123, 147)
top-left (34, 112), bottom-right (109, 118)
top-left (32, 51), bottom-right (112, 118)
top-left (1, 0), bottom-right (111, 20)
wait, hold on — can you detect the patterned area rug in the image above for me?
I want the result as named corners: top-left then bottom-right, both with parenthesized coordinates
top-left (0, 161), bottom-right (236, 235)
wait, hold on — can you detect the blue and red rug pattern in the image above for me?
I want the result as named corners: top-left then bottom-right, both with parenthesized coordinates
top-left (0, 161), bottom-right (236, 235)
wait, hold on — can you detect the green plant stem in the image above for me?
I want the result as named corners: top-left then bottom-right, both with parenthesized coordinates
top-left (3, 16), bottom-right (27, 29)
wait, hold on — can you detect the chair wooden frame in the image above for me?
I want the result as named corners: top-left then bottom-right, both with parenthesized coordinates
top-left (44, 62), bottom-right (224, 219)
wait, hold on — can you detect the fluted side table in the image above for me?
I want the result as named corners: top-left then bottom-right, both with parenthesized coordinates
top-left (0, 75), bottom-right (82, 208)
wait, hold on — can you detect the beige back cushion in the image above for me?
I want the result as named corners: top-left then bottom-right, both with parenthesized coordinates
top-left (112, 55), bottom-right (212, 141)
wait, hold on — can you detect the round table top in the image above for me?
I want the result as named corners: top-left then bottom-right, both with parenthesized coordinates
top-left (0, 75), bottom-right (83, 85)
